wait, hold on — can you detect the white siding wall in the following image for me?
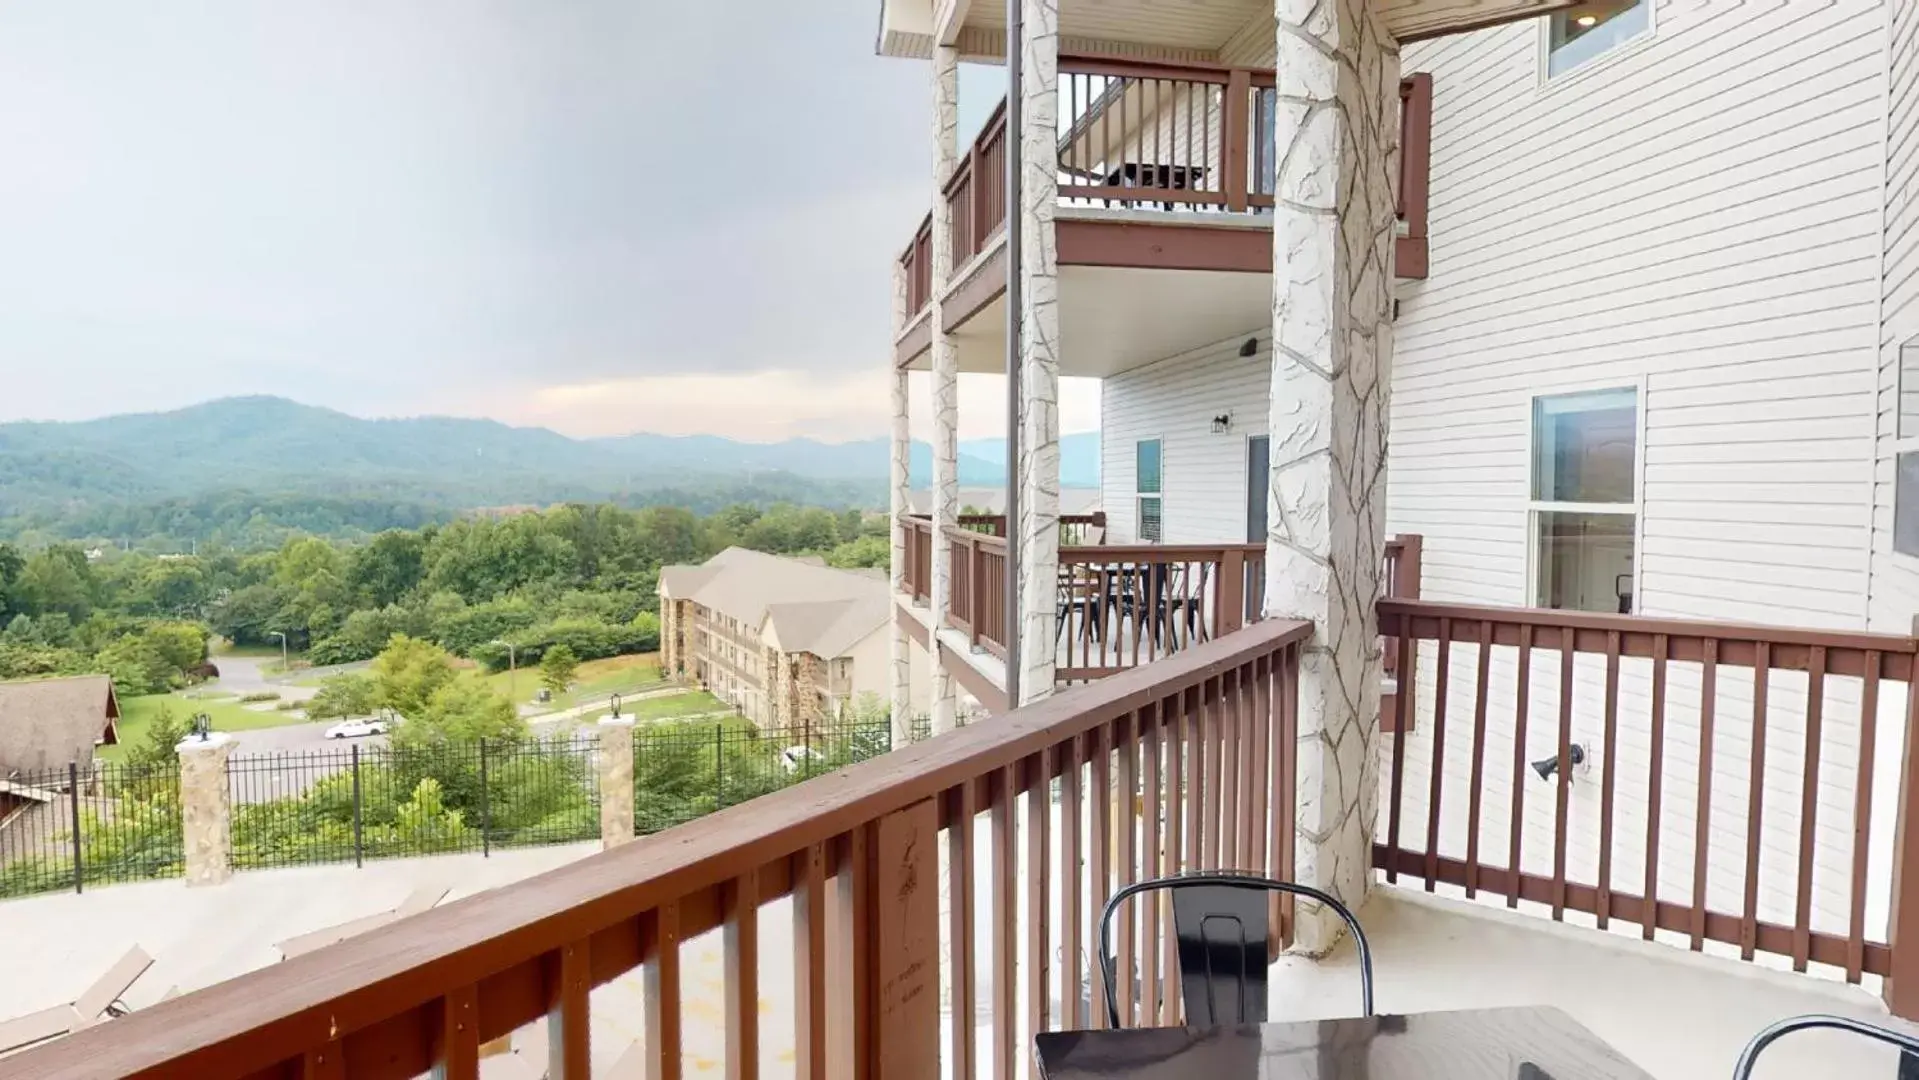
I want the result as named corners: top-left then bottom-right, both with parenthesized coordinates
top-left (1099, 330), bottom-right (1270, 545)
top-left (1870, 0), bottom-right (1919, 631)
top-left (1382, 0), bottom-right (1898, 956)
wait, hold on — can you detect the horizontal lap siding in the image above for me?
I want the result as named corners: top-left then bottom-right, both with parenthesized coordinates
top-left (1100, 332), bottom-right (1269, 545)
top-left (1385, 1), bottom-right (1890, 945)
top-left (1870, 0), bottom-right (1919, 632)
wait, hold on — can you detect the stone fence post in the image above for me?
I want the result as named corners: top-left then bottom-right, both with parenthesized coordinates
top-left (177, 733), bottom-right (235, 887)
top-left (598, 717), bottom-right (636, 849)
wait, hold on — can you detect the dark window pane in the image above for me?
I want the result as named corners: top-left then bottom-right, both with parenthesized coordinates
top-left (1536, 511), bottom-right (1635, 613)
top-left (1548, 1), bottom-right (1651, 77)
top-left (1136, 439), bottom-right (1162, 495)
top-left (1138, 496), bottom-right (1162, 544)
top-left (1897, 453), bottom-right (1919, 557)
top-left (1533, 389), bottom-right (1636, 503)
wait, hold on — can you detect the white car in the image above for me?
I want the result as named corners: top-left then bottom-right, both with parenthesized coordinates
top-left (324, 718), bottom-right (389, 740)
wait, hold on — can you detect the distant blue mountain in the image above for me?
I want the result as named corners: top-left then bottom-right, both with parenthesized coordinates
top-left (955, 433), bottom-right (1100, 489)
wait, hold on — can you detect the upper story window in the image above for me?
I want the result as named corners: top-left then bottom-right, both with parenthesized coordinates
top-left (1135, 439), bottom-right (1163, 544)
top-left (1531, 388), bottom-right (1638, 613)
top-left (1547, 1), bottom-right (1652, 79)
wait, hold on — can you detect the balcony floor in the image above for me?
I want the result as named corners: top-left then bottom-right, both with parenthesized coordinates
top-left (1271, 886), bottom-right (1905, 1079)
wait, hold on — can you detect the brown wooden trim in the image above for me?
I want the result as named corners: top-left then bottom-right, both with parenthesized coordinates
top-left (893, 312), bottom-right (932, 369)
top-left (942, 241), bottom-right (1006, 333)
top-left (1396, 73), bottom-right (1433, 281)
top-left (1059, 54), bottom-right (1243, 82)
top-left (1371, 848), bottom-right (1891, 975)
top-left (1056, 219), bottom-right (1271, 273)
top-left (894, 604), bottom-right (929, 649)
top-left (938, 640), bottom-right (1010, 716)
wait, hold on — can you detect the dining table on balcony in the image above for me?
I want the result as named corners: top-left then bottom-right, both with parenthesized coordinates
top-left (1034, 1005), bottom-right (1657, 1079)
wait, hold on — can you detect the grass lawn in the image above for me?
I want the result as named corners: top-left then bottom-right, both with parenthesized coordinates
top-left (101, 691), bottom-right (312, 760)
top-left (484, 652), bottom-right (665, 710)
top-left (575, 690), bottom-right (729, 726)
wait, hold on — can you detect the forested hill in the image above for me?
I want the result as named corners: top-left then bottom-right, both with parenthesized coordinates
top-left (0, 397), bottom-right (1100, 548)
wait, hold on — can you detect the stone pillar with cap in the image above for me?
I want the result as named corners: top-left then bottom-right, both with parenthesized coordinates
top-left (177, 732), bottom-right (235, 887)
top-left (598, 714), bottom-right (636, 848)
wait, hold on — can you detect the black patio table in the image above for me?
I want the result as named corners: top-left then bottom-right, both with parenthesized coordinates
top-left (1034, 1006), bottom-right (1656, 1080)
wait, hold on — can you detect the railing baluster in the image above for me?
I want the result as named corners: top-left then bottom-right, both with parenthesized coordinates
top-left (1553, 628), bottom-right (1575, 920)
top-left (645, 904), bottom-right (683, 1080)
top-left (1386, 620), bottom-right (1414, 884)
top-left (1793, 645), bottom-right (1827, 973)
top-left (724, 871), bottom-right (760, 1080)
top-left (1025, 750), bottom-right (1051, 1068)
top-left (1062, 734), bottom-right (1084, 1029)
top-left (430, 986), bottom-right (480, 1080)
top-left (1219, 669), bottom-right (1241, 870)
top-left (1645, 633), bottom-right (1669, 941)
top-left (993, 765), bottom-right (1017, 1080)
top-left (1507, 624), bottom-right (1534, 908)
top-left (1238, 659), bottom-right (1261, 872)
top-left (302, 1040), bottom-right (346, 1080)
top-left (1599, 630), bottom-right (1621, 930)
top-left (1692, 638), bottom-right (1719, 952)
top-left (1466, 618), bottom-right (1492, 899)
top-left (1141, 701), bottom-right (1164, 1024)
top-left (795, 845), bottom-right (829, 1080)
top-left (1117, 712), bottom-right (1140, 1025)
top-left (949, 783), bottom-right (977, 1080)
top-left (1849, 653), bottom-right (1881, 983)
top-left (1741, 642), bottom-right (1771, 961)
top-left (1425, 618), bottom-right (1452, 891)
top-left (1199, 675), bottom-right (1221, 870)
top-left (1090, 724), bottom-right (1112, 1028)
top-left (546, 940), bottom-right (592, 1080)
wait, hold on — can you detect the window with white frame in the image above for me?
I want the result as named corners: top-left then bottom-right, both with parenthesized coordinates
top-left (1135, 438), bottom-right (1163, 543)
top-left (1546, 1), bottom-right (1652, 79)
top-left (1896, 338), bottom-right (1919, 557)
top-left (1531, 388), bottom-right (1638, 613)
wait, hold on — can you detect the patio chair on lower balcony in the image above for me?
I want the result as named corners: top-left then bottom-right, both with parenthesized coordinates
top-left (1095, 872), bottom-right (1375, 1029)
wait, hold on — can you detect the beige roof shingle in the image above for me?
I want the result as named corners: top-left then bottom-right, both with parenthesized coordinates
top-left (660, 548), bottom-right (890, 659)
top-left (0, 675), bottom-right (120, 776)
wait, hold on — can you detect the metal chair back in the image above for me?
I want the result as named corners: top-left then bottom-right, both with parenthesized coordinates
top-left (1095, 873), bottom-right (1374, 1029)
top-left (1732, 1014), bottom-right (1919, 1079)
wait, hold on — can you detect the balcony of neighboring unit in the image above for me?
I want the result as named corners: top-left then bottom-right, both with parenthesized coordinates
top-left (894, 57), bottom-right (1434, 376)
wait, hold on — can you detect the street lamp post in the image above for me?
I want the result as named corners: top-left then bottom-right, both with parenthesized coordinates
top-left (269, 631), bottom-right (288, 673)
top-left (490, 640), bottom-right (518, 704)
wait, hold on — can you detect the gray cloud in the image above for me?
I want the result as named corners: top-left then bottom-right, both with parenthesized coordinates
top-left (0, 0), bottom-right (931, 429)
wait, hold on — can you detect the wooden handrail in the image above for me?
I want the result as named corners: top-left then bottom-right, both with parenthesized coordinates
top-left (8, 618), bottom-right (1314, 1079)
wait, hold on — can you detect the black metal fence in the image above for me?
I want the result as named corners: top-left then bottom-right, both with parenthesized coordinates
top-left (0, 715), bottom-right (929, 899)
top-left (0, 759), bottom-right (183, 898)
top-left (228, 735), bottom-right (601, 871)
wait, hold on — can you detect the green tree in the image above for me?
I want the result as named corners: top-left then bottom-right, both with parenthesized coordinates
top-left (306, 673), bottom-right (380, 720)
top-left (127, 704), bottom-right (189, 768)
top-left (397, 674), bottom-right (523, 747)
top-left (348, 530), bottom-right (426, 608)
top-left (11, 546), bottom-right (96, 621)
top-left (629, 611), bottom-right (661, 652)
top-left (142, 621), bottom-right (208, 673)
top-left (368, 634), bottom-right (458, 718)
top-left (539, 644), bottom-right (579, 696)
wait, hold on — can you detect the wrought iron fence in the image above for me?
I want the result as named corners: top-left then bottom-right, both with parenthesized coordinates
top-left (631, 715), bottom-right (904, 836)
top-left (228, 735), bottom-right (600, 871)
top-left (0, 759), bottom-right (183, 898)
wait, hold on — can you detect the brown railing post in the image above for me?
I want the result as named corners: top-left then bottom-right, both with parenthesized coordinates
top-left (1218, 549), bottom-right (1245, 636)
top-left (1886, 670), bottom-right (1919, 1019)
top-left (970, 542), bottom-right (983, 648)
top-left (1223, 68), bottom-right (1250, 212)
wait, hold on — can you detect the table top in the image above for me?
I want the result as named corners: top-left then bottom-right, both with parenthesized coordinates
top-left (1034, 1006), bottom-right (1655, 1080)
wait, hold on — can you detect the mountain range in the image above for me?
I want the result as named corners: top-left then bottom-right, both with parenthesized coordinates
top-left (0, 396), bottom-right (1099, 539)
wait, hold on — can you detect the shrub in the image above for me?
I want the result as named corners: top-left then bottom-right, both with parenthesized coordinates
top-left (238, 691), bottom-right (281, 704)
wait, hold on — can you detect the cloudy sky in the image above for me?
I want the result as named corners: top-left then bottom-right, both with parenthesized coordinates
top-left (0, 1), bottom-right (1098, 442)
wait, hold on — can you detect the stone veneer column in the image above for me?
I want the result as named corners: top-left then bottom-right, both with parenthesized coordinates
top-left (1268, 0), bottom-right (1398, 954)
top-left (177, 733), bottom-right (235, 886)
top-left (929, 44), bottom-right (961, 734)
top-left (889, 261), bottom-right (916, 744)
top-left (1016, 0), bottom-right (1061, 704)
top-left (598, 715), bottom-right (636, 848)
top-left (660, 599), bottom-right (678, 676)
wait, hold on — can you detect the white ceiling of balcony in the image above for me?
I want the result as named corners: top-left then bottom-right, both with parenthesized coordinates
top-left (876, 0), bottom-right (1576, 60)
top-left (942, 265), bottom-right (1271, 379)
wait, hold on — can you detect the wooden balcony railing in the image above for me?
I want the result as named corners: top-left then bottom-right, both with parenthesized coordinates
top-left (900, 214), bottom-right (933, 319)
top-left (904, 513), bottom-right (933, 604)
top-left (1055, 544), bottom-right (1267, 683)
top-left (958, 511), bottom-right (1107, 545)
top-left (945, 99), bottom-right (1009, 269)
top-left (1375, 598), bottom-right (1914, 987)
top-left (8, 618), bottom-right (1313, 1079)
top-left (1058, 58), bottom-right (1275, 214)
top-left (1380, 534), bottom-right (1425, 733)
top-left (946, 525), bottom-right (1009, 659)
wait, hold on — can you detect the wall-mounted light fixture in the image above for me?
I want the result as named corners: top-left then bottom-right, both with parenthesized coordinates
top-left (1239, 337), bottom-right (1259, 357)
top-left (1531, 744), bottom-right (1587, 782)
top-left (1211, 414), bottom-right (1233, 434)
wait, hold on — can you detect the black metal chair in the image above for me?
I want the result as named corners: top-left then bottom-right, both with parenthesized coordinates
top-left (1095, 872), bottom-right (1375, 1029)
top-left (1733, 1014), bottom-right (1919, 1079)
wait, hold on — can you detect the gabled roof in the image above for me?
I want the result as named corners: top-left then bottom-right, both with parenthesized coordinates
top-left (659, 548), bottom-right (891, 660)
top-left (0, 675), bottom-right (120, 775)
